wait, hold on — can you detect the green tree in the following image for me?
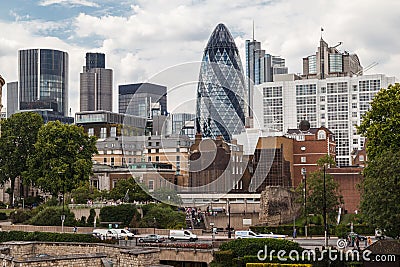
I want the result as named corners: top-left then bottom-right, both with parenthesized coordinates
top-left (108, 177), bottom-right (152, 203)
top-left (25, 121), bottom-right (97, 196)
top-left (358, 83), bottom-right (400, 159)
top-left (0, 112), bottom-right (44, 206)
top-left (152, 187), bottom-right (182, 206)
top-left (70, 182), bottom-right (102, 204)
top-left (139, 203), bottom-right (185, 229)
top-left (99, 204), bottom-right (140, 227)
top-left (298, 155), bottom-right (343, 222)
top-left (357, 83), bottom-right (400, 238)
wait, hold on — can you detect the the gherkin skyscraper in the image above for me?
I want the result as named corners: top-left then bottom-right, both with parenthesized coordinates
top-left (196, 23), bottom-right (247, 142)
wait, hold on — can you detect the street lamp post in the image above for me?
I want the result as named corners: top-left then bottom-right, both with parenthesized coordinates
top-left (153, 217), bottom-right (156, 234)
top-left (58, 171), bottom-right (65, 233)
top-left (227, 200), bottom-right (231, 239)
top-left (301, 167), bottom-right (307, 238)
top-left (323, 164), bottom-right (328, 247)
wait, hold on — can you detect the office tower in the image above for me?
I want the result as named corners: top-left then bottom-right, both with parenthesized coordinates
top-left (254, 73), bottom-right (395, 167)
top-left (0, 75), bottom-right (4, 120)
top-left (118, 83), bottom-right (167, 117)
top-left (86, 52), bottom-right (105, 69)
top-left (80, 52), bottom-right (113, 112)
top-left (253, 38), bottom-right (396, 167)
top-left (6, 82), bottom-right (18, 118)
top-left (196, 23), bottom-right (246, 142)
top-left (19, 49), bottom-right (68, 116)
top-left (302, 38), bottom-right (363, 79)
top-left (245, 39), bottom-right (288, 116)
top-left (172, 113), bottom-right (195, 135)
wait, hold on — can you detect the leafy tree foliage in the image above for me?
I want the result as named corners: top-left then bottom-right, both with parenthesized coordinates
top-left (0, 112), bottom-right (43, 205)
top-left (358, 83), bottom-right (400, 159)
top-left (139, 203), bottom-right (185, 229)
top-left (297, 155), bottom-right (343, 222)
top-left (99, 204), bottom-right (140, 227)
top-left (360, 150), bottom-right (400, 238)
top-left (28, 206), bottom-right (76, 226)
top-left (152, 187), bottom-right (182, 206)
top-left (357, 83), bottom-right (400, 238)
top-left (25, 121), bottom-right (97, 196)
top-left (70, 182), bottom-right (102, 204)
top-left (108, 177), bottom-right (152, 203)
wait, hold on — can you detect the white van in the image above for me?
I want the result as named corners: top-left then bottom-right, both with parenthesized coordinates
top-left (169, 230), bottom-right (198, 242)
top-left (93, 229), bottom-right (119, 240)
top-left (114, 229), bottom-right (135, 240)
top-left (235, 230), bottom-right (286, 239)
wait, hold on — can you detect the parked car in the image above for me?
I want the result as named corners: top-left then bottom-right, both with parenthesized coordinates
top-left (235, 230), bottom-right (287, 239)
top-left (347, 232), bottom-right (367, 241)
top-left (375, 229), bottom-right (385, 240)
top-left (114, 229), bottom-right (135, 240)
top-left (138, 234), bottom-right (165, 243)
top-left (169, 230), bottom-right (198, 242)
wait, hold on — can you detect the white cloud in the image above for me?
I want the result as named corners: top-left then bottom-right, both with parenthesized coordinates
top-left (1, 0), bottom-right (400, 117)
top-left (39, 0), bottom-right (99, 7)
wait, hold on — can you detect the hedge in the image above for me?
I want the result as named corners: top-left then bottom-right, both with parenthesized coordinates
top-left (251, 224), bottom-right (375, 237)
top-left (99, 204), bottom-right (140, 227)
top-left (218, 238), bottom-right (303, 258)
top-left (0, 231), bottom-right (107, 243)
top-left (246, 264), bottom-right (312, 267)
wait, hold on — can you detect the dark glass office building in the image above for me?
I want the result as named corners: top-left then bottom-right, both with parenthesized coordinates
top-left (196, 23), bottom-right (247, 142)
top-left (19, 49), bottom-right (68, 116)
top-left (80, 52), bottom-right (113, 112)
top-left (118, 83), bottom-right (167, 118)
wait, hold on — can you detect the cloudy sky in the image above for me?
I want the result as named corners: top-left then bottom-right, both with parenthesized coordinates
top-left (1, 0), bottom-right (399, 116)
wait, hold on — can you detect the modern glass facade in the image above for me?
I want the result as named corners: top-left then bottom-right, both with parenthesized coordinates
top-left (19, 49), bottom-right (68, 116)
top-left (196, 23), bottom-right (246, 141)
top-left (119, 83), bottom-right (167, 118)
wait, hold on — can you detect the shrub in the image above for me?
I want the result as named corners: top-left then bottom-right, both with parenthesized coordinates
top-left (213, 250), bottom-right (234, 265)
top-left (219, 238), bottom-right (303, 258)
top-left (139, 204), bottom-right (185, 229)
top-left (99, 204), bottom-right (140, 227)
top-left (87, 208), bottom-right (96, 226)
top-left (10, 209), bottom-right (34, 224)
top-left (28, 207), bottom-right (76, 226)
top-left (0, 212), bottom-right (7, 220)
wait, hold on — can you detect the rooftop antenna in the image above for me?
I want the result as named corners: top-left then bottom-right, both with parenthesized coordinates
top-left (320, 27), bottom-right (324, 39)
top-left (252, 20), bottom-right (255, 41)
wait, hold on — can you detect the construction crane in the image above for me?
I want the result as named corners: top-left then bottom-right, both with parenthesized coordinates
top-left (355, 62), bottom-right (378, 76)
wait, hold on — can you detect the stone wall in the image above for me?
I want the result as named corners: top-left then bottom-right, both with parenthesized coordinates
top-left (259, 186), bottom-right (301, 225)
top-left (0, 242), bottom-right (160, 267)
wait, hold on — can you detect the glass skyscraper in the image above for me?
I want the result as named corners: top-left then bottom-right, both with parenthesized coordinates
top-left (80, 52), bottom-right (113, 112)
top-left (19, 49), bottom-right (68, 116)
top-left (196, 23), bottom-right (246, 142)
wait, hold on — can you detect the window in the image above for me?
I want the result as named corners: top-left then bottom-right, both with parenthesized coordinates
top-left (103, 158), bottom-right (107, 164)
top-left (352, 103), bottom-right (357, 109)
top-left (100, 127), bottom-right (107, 138)
top-left (320, 96), bottom-right (325, 102)
top-left (155, 156), bottom-right (159, 162)
top-left (353, 139), bottom-right (358, 145)
top-left (320, 105), bottom-right (325, 111)
top-left (110, 127), bottom-right (117, 138)
top-left (301, 157), bottom-right (306, 163)
top-left (148, 156), bottom-right (151, 162)
top-left (176, 156), bottom-right (180, 162)
top-left (359, 155), bottom-right (364, 162)
top-left (111, 157), bottom-right (114, 166)
top-left (88, 128), bottom-right (94, 137)
top-left (148, 180), bottom-right (154, 191)
top-left (318, 130), bottom-right (326, 140)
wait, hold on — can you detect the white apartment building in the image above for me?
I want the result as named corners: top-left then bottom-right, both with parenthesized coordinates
top-left (254, 74), bottom-right (396, 167)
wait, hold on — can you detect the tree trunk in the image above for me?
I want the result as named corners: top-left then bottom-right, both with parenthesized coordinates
top-left (10, 178), bottom-right (15, 207)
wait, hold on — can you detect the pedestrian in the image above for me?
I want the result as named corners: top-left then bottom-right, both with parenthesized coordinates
top-left (293, 228), bottom-right (297, 239)
top-left (355, 236), bottom-right (360, 251)
top-left (73, 226), bottom-right (77, 234)
top-left (367, 236), bottom-right (373, 246)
